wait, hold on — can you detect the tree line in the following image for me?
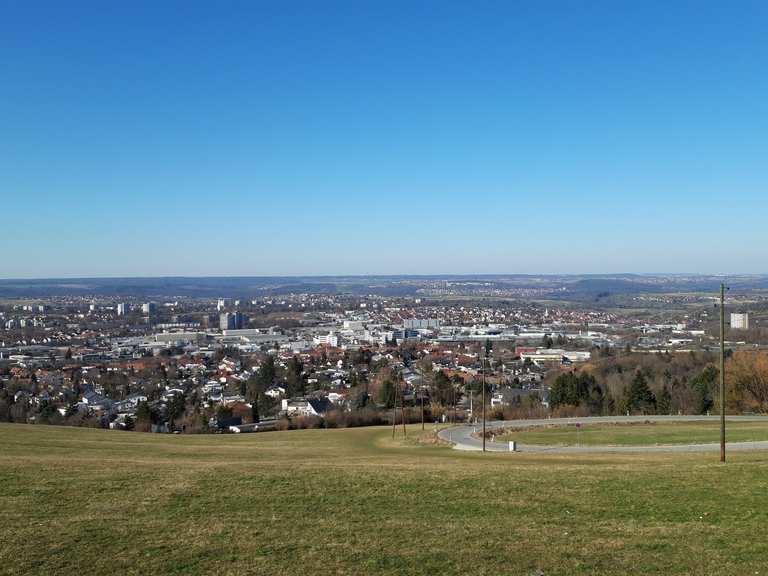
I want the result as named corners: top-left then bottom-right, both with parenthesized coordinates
top-left (548, 350), bottom-right (768, 416)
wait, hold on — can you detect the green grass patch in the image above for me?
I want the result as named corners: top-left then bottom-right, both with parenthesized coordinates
top-left (496, 420), bottom-right (768, 446)
top-left (2, 422), bottom-right (768, 575)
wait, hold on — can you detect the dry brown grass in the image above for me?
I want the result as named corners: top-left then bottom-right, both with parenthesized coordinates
top-left (2, 422), bottom-right (768, 575)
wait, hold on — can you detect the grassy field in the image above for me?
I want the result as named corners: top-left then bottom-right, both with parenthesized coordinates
top-left (2, 423), bottom-right (768, 575)
top-left (495, 420), bottom-right (768, 446)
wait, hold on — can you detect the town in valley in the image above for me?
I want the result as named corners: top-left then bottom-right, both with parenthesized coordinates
top-left (3, 274), bottom-right (767, 433)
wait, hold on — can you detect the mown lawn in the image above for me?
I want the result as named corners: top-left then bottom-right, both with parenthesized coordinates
top-left (496, 420), bottom-right (768, 447)
top-left (2, 422), bottom-right (768, 575)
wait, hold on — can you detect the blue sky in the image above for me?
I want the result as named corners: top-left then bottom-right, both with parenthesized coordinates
top-left (2, 1), bottom-right (767, 278)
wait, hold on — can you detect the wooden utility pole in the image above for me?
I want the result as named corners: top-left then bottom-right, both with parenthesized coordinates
top-left (720, 283), bottom-right (727, 463)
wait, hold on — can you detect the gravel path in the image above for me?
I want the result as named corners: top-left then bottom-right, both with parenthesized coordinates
top-left (436, 415), bottom-right (768, 453)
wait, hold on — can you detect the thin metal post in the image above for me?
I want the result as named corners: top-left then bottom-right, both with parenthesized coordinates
top-left (420, 388), bottom-right (424, 430)
top-left (482, 356), bottom-right (486, 452)
top-left (452, 383), bottom-right (456, 424)
top-left (720, 283), bottom-right (726, 463)
top-left (401, 377), bottom-right (407, 438)
top-left (391, 380), bottom-right (397, 439)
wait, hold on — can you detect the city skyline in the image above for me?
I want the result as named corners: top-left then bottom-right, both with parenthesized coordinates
top-left (3, 1), bottom-right (768, 277)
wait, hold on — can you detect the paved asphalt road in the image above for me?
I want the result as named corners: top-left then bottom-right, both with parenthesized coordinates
top-left (436, 415), bottom-right (768, 453)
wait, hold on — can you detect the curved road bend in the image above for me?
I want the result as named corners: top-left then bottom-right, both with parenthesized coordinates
top-left (437, 415), bottom-right (768, 453)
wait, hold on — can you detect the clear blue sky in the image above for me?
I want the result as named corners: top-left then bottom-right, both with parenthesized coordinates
top-left (2, 1), bottom-right (767, 278)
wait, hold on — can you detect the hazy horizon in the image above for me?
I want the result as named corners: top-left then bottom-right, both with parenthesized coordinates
top-left (0, 271), bottom-right (766, 282)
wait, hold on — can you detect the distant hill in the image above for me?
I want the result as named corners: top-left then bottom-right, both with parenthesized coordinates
top-left (0, 274), bottom-right (767, 299)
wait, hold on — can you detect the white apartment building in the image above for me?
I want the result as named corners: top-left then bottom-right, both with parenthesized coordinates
top-left (731, 312), bottom-right (749, 330)
top-left (313, 331), bottom-right (339, 347)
